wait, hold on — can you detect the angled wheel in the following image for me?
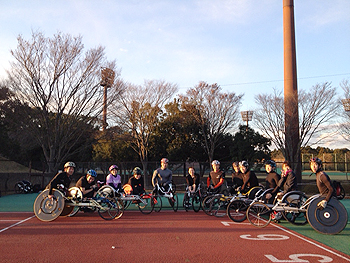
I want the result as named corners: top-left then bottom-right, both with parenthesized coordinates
top-left (168, 193), bottom-right (178, 212)
top-left (307, 197), bottom-right (348, 234)
top-left (281, 191), bottom-right (308, 225)
top-left (15, 181), bottom-right (24, 194)
top-left (97, 197), bottom-right (122, 220)
top-left (153, 195), bottom-right (162, 212)
top-left (227, 199), bottom-right (249, 222)
top-left (66, 187), bottom-right (83, 217)
top-left (183, 193), bottom-right (190, 212)
top-left (192, 194), bottom-right (202, 212)
top-left (210, 195), bottom-right (227, 217)
top-left (138, 194), bottom-right (154, 214)
top-left (33, 189), bottom-right (65, 222)
top-left (96, 185), bottom-right (116, 199)
top-left (247, 202), bottom-right (272, 228)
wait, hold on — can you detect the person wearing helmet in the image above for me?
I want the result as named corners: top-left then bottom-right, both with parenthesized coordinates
top-left (46, 161), bottom-right (76, 199)
top-left (309, 157), bottom-right (334, 209)
top-left (264, 160), bottom-right (281, 204)
top-left (76, 169), bottom-right (98, 199)
top-left (106, 165), bottom-right (122, 192)
top-left (231, 161), bottom-right (243, 193)
top-left (152, 158), bottom-right (173, 193)
top-left (207, 160), bottom-right (225, 194)
top-left (127, 167), bottom-right (145, 196)
top-left (239, 160), bottom-right (258, 193)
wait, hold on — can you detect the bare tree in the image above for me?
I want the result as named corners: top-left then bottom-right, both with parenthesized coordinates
top-left (111, 79), bottom-right (178, 175)
top-left (6, 31), bottom-right (120, 171)
top-left (179, 81), bottom-right (243, 162)
top-left (255, 82), bottom-right (339, 158)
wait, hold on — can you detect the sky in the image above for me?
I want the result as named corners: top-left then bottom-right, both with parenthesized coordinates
top-left (0, 0), bottom-right (349, 148)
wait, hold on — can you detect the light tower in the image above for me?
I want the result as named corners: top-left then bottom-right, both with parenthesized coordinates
top-left (241, 111), bottom-right (254, 130)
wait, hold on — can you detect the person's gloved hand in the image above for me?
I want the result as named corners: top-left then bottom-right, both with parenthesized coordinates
top-left (317, 200), bottom-right (327, 209)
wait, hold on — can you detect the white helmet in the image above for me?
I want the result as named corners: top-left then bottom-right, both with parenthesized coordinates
top-left (64, 161), bottom-right (76, 168)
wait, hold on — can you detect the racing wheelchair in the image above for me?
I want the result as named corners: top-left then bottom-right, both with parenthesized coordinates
top-left (33, 185), bottom-right (124, 222)
top-left (183, 184), bottom-right (202, 212)
top-left (152, 183), bottom-right (178, 212)
top-left (246, 191), bottom-right (348, 234)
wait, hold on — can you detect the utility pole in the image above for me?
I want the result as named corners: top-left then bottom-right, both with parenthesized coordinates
top-left (283, 0), bottom-right (301, 182)
top-left (100, 68), bottom-right (115, 131)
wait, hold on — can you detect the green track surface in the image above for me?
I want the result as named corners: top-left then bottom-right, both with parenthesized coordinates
top-left (0, 193), bottom-right (349, 256)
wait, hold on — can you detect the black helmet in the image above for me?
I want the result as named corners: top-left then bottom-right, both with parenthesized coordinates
top-left (265, 160), bottom-right (276, 167)
top-left (133, 167), bottom-right (142, 175)
top-left (239, 161), bottom-right (249, 167)
top-left (310, 157), bottom-right (322, 172)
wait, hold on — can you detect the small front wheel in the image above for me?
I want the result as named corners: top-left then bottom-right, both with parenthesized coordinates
top-left (246, 202), bottom-right (272, 228)
top-left (138, 194), bottom-right (154, 214)
top-left (98, 197), bottom-right (122, 220)
top-left (168, 193), bottom-right (178, 212)
top-left (192, 194), bottom-right (202, 212)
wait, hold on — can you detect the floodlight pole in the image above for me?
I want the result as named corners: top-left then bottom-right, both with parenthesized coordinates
top-left (241, 111), bottom-right (253, 131)
top-left (283, 0), bottom-right (301, 182)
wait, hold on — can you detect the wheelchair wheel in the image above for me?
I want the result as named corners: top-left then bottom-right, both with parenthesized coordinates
top-left (96, 185), bottom-right (116, 199)
top-left (65, 187), bottom-right (83, 217)
top-left (153, 195), bottom-right (162, 212)
top-left (183, 194), bottom-right (190, 212)
top-left (247, 202), bottom-right (272, 228)
top-left (202, 195), bottom-right (215, 215)
top-left (210, 195), bottom-right (227, 217)
top-left (138, 194), bottom-right (154, 214)
top-left (33, 189), bottom-right (65, 222)
top-left (15, 181), bottom-right (25, 194)
top-left (97, 197), bottom-right (122, 220)
top-left (307, 197), bottom-right (348, 234)
top-left (281, 191), bottom-right (308, 225)
top-left (168, 193), bottom-right (178, 212)
top-left (227, 199), bottom-right (248, 222)
top-left (192, 194), bottom-right (202, 212)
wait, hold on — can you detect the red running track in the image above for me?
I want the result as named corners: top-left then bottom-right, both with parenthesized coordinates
top-left (0, 211), bottom-right (349, 263)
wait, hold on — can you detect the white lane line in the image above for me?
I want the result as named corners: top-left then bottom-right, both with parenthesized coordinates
top-left (0, 215), bottom-right (35, 233)
top-left (270, 222), bottom-right (350, 262)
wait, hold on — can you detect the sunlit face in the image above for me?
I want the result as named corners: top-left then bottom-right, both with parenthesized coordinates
top-left (212, 163), bottom-right (220, 172)
top-left (282, 164), bottom-right (289, 172)
top-left (233, 164), bottom-right (239, 173)
top-left (310, 162), bottom-right (319, 173)
top-left (265, 164), bottom-right (273, 173)
top-left (188, 168), bottom-right (195, 177)
top-left (110, 168), bottom-right (118, 175)
top-left (134, 173), bottom-right (141, 179)
top-left (87, 175), bottom-right (95, 183)
top-left (161, 162), bottom-right (168, 170)
top-left (240, 165), bottom-right (247, 173)
top-left (65, 167), bottom-right (74, 176)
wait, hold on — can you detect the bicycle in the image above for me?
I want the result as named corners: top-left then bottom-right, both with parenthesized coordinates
top-left (152, 184), bottom-right (178, 212)
top-left (183, 185), bottom-right (202, 212)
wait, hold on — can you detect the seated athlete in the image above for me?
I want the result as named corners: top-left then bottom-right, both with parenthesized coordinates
top-left (106, 164), bottom-right (122, 192)
top-left (76, 169), bottom-right (98, 199)
top-left (185, 167), bottom-right (200, 194)
top-left (127, 167), bottom-right (145, 196)
top-left (207, 160), bottom-right (225, 194)
top-left (309, 158), bottom-right (334, 209)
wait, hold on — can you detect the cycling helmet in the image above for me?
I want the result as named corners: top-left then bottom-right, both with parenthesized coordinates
top-left (161, 158), bottom-right (169, 163)
top-left (133, 167), bottom-right (142, 175)
top-left (265, 160), bottom-right (276, 167)
top-left (239, 161), bottom-right (249, 167)
top-left (211, 160), bottom-right (220, 165)
top-left (87, 169), bottom-right (97, 177)
top-left (109, 164), bottom-right (118, 171)
top-left (64, 161), bottom-right (76, 168)
top-left (310, 157), bottom-right (322, 171)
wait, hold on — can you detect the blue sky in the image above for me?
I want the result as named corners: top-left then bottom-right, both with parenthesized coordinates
top-left (0, 0), bottom-right (349, 147)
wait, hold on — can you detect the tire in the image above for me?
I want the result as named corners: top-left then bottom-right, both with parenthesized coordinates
top-left (210, 195), bottom-right (227, 217)
top-left (168, 193), bottom-right (178, 212)
top-left (307, 196), bottom-right (348, 234)
top-left (33, 189), bottom-right (65, 222)
top-left (68, 206), bottom-right (80, 217)
top-left (153, 195), bottom-right (162, 212)
top-left (227, 199), bottom-right (248, 222)
top-left (183, 193), bottom-right (190, 212)
top-left (138, 194), bottom-right (154, 214)
top-left (202, 195), bottom-right (216, 216)
top-left (192, 194), bottom-right (202, 212)
top-left (246, 202), bottom-right (272, 228)
top-left (15, 181), bottom-right (24, 194)
top-left (98, 197), bottom-right (122, 220)
top-left (281, 191), bottom-right (308, 225)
